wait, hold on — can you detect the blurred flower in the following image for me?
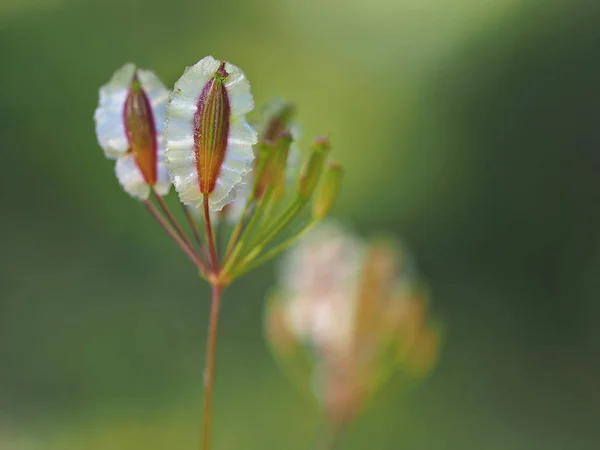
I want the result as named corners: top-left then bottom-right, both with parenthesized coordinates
top-left (165, 56), bottom-right (257, 211)
top-left (94, 63), bottom-right (171, 199)
top-left (266, 222), bottom-right (440, 425)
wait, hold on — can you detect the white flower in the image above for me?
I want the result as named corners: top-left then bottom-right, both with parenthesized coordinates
top-left (165, 56), bottom-right (257, 211)
top-left (94, 63), bottom-right (171, 200)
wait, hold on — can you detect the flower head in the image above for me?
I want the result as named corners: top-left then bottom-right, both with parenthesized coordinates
top-left (94, 63), bottom-right (171, 199)
top-left (93, 58), bottom-right (343, 287)
top-left (266, 222), bottom-right (440, 425)
top-left (165, 56), bottom-right (257, 211)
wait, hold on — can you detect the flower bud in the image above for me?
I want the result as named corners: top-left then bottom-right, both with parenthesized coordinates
top-left (299, 137), bottom-right (330, 198)
top-left (261, 102), bottom-right (296, 142)
top-left (256, 133), bottom-right (293, 198)
top-left (312, 162), bottom-right (344, 220)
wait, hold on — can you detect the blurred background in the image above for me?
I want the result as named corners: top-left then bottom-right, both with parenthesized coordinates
top-left (1, 0), bottom-right (600, 448)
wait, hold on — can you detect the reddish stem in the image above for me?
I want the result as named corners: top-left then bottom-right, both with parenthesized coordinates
top-left (181, 202), bottom-right (211, 261)
top-left (143, 201), bottom-right (208, 275)
top-left (201, 283), bottom-right (222, 450)
top-left (153, 191), bottom-right (198, 254)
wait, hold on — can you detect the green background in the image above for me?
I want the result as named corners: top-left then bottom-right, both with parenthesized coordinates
top-left (1, 0), bottom-right (600, 448)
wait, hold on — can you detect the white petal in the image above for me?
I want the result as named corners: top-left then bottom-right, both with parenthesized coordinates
top-left (223, 177), bottom-right (253, 223)
top-left (153, 141), bottom-right (171, 196)
top-left (229, 119), bottom-right (258, 146)
top-left (164, 124), bottom-right (201, 206)
top-left (207, 139), bottom-right (255, 211)
top-left (224, 61), bottom-right (254, 117)
top-left (94, 63), bottom-right (136, 159)
top-left (170, 56), bottom-right (221, 109)
top-left (115, 154), bottom-right (151, 200)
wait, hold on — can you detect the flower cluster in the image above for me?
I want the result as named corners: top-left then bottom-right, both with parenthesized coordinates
top-left (265, 222), bottom-right (440, 426)
top-left (94, 56), bottom-right (343, 286)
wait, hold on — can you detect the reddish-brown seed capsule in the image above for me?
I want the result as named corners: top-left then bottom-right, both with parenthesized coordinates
top-left (123, 75), bottom-right (158, 186)
top-left (165, 56), bottom-right (257, 210)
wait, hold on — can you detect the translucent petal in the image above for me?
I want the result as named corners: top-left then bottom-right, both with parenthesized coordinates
top-left (171, 56), bottom-right (221, 108)
top-left (229, 119), bottom-right (258, 146)
top-left (207, 140), bottom-right (254, 211)
top-left (115, 154), bottom-right (151, 200)
top-left (153, 140), bottom-right (171, 196)
top-left (94, 63), bottom-right (135, 158)
top-left (223, 177), bottom-right (252, 223)
top-left (224, 61), bottom-right (254, 117)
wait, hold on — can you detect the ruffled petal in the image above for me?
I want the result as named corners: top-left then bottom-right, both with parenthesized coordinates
top-left (94, 63), bottom-right (135, 159)
top-left (224, 62), bottom-right (254, 117)
top-left (153, 139), bottom-right (171, 196)
top-left (207, 139), bottom-right (255, 211)
top-left (171, 56), bottom-right (221, 109)
top-left (223, 176), bottom-right (252, 223)
top-left (115, 154), bottom-right (151, 200)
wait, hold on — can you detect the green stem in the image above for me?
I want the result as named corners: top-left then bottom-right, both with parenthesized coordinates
top-left (221, 187), bottom-right (275, 275)
top-left (233, 197), bottom-right (307, 269)
top-left (223, 152), bottom-right (270, 259)
top-left (231, 220), bottom-right (317, 279)
top-left (203, 196), bottom-right (219, 272)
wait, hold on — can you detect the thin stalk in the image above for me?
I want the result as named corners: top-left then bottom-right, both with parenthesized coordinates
top-left (220, 186), bottom-right (275, 275)
top-left (201, 283), bottom-right (223, 450)
top-left (223, 154), bottom-right (269, 259)
top-left (231, 220), bottom-right (317, 279)
top-left (237, 197), bottom-right (307, 266)
top-left (152, 191), bottom-right (202, 262)
top-left (143, 201), bottom-right (209, 276)
top-left (223, 204), bottom-right (251, 260)
top-left (181, 203), bottom-right (211, 261)
top-left (203, 196), bottom-right (219, 271)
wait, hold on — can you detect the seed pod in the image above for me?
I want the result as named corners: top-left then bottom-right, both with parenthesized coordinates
top-left (94, 63), bottom-right (171, 199)
top-left (165, 56), bottom-right (257, 211)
